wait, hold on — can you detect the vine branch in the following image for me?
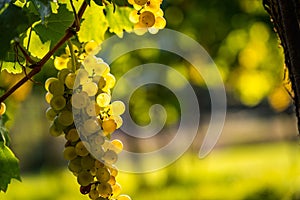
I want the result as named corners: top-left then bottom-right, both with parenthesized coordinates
top-left (0, 1), bottom-right (88, 104)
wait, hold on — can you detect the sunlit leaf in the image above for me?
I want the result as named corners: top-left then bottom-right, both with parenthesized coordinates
top-left (105, 4), bottom-right (133, 37)
top-left (78, 2), bottom-right (108, 44)
top-left (34, 4), bottom-right (73, 47)
top-left (0, 49), bottom-right (24, 74)
top-left (23, 29), bottom-right (51, 59)
top-left (0, 141), bottom-right (21, 192)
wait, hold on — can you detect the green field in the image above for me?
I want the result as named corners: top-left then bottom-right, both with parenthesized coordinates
top-left (1, 142), bottom-right (300, 200)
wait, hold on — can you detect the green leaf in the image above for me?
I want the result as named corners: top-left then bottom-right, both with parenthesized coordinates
top-left (23, 29), bottom-right (51, 59)
top-left (0, 49), bottom-right (24, 74)
top-left (78, 2), bottom-right (108, 43)
top-left (85, 0), bottom-right (91, 5)
top-left (0, 141), bottom-right (21, 192)
top-left (28, 0), bottom-right (52, 21)
top-left (0, 3), bottom-right (37, 59)
top-left (34, 4), bottom-right (73, 48)
top-left (105, 4), bottom-right (133, 37)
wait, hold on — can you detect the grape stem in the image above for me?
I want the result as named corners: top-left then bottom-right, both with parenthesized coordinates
top-left (0, 1), bottom-right (88, 104)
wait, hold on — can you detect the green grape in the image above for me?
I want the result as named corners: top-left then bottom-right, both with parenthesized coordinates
top-left (92, 75), bottom-right (101, 84)
top-left (108, 176), bottom-right (116, 186)
top-left (90, 166), bottom-right (97, 176)
top-left (98, 76), bottom-right (106, 89)
top-left (153, 16), bottom-right (166, 29)
top-left (82, 82), bottom-right (98, 96)
top-left (96, 93), bottom-right (111, 107)
top-left (139, 11), bottom-right (155, 27)
top-left (65, 72), bottom-right (77, 89)
top-left (83, 55), bottom-right (97, 68)
top-left (48, 79), bottom-right (65, 96)
top-left (45, 107), bottom-right (57, 121)
top-left (95, 167), bottom-right (110, 183)
top-left (65, 128), bottom-right (79, 142)
top-left (95, 160), bottom-right (105, 169)
top-left (84, 41), bottom-right (99, 54)
top-left (116, 194), bottom-right (132, 200)
top-left (45, 92), bottom-right (53, 104)
top-left (75, 141), bottom-right (90, 156)
top-left (91, 145), bottom-right (105, 159)
top-left (54, 55), bottom-right (69, 70)
top-left (102, 119), bottom-right (117, 134)
top-left (83, 118), bottom-right (101, 135)
top-left (68, 157), bottom-right (82, 173)
top-left (103, 73), bottom-right (116, 89)
top-left (96, 182), bottom-right (112, 198)
top-left (57, 110), bottom-right (74, 126)
top-left (77, 171), bottom-right (94, 186)
top-left (50, 95), bottom-right (66, 111)
top-left (102, 150), bottom-right (118, 165)
top-left (112, 115), bottom-right (123, 129)
top-left (112, 183), bottom-right (122, 197)
top-left (109, 166), bottom-right (118, 177)
top-left (111, 139), bottom-right (123, 154)
top-left (89, 133), bottom-right (105, 145)
top-left (64, 146), bottom-right (78, 160)
top-left (111, 101), bottom-right (125, 115)
top-left (81, 155), bottom-right (95, 170)
top-left (86, 102), bottom-right (101, 117)
top-left (58, 68), bottom-right (72, 82)
top-left (0, 102), bottom-right (6, 116)
top-left (89, 188), bottom-right (100, 200)
top-left (134, 0), bottom-right (148, 5)
top-left (72, 92), bottom-right (89, 109)
top-left (94, 62), bottom-right (110, 76)
top-left (45, 77), bottom-right (58, 91)
top-left (49, 122), bottom-right (63, 137)
top-left (76, 68), bottom-right (89, 84)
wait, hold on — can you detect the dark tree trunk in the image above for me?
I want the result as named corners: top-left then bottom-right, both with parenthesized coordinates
top-left (263, 0), bottom-right (300, 133)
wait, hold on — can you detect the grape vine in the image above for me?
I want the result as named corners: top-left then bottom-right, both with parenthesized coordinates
top-left (0, 0), bottom-right (166, 196)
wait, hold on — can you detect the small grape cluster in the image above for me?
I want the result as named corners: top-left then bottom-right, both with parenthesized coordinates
top-left (45, 47), bottom-right (131, 200)
top-left (128, 0), bottom-right (166, 35)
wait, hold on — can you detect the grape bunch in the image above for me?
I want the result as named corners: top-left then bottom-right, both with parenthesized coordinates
top-left (128, 0), bottom-right (166, 35)
top-left (45, 46), bottom-right (131, 200)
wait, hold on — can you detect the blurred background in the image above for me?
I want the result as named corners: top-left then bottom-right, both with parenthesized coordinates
top-left (1, 0), bottom-right (300, 199)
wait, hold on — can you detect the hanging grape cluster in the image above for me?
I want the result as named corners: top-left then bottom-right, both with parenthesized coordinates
top-left (128, 0), bottom-right (166, 34)
top-left (44, 42), bottom-right (131, 200)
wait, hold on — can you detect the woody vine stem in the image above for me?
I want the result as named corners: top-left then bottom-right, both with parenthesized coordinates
top-left (0, 1), bottom-right (88, 104)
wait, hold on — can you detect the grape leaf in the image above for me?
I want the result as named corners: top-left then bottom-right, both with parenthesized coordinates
top-left (34, 4), bottom-right (74, 48)
top-left (78, 2), bottom-right (108, 43)
top-left (0, 3), bottom-right (38, 59)
top-left (29, 0), bottom-right (52, 21)
top-left (85, 0), bottom-right (91, 5)
top-left (0, 0), bottom-right (11, 10)
top-left (105, 4), bottom-right (133, 37)
top-left (0, 47), bottom-right (24, 74)
top-left (0, 141), bottom-right (21, 192)
top-left (23, 29), bottom-right (51, 59)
